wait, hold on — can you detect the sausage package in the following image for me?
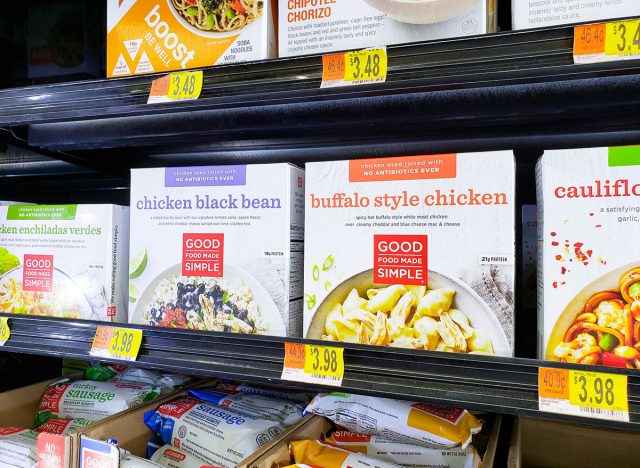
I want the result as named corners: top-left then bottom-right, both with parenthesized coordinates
top-left (144, 397), bottom-right (286, 467)
top-left (326, 431), bottom-right (481, 468)
top-left (213, 381), bottom-right (311, 403)
top-left (0, 427), bottom-right (38, 468)
top-left (85, 365), bottom-right (192, 393)
top-left (290, 440), bottom-right (402, 468)
top-left (150, 444), bottom-right (209, 468)
top-left (37, 379), bottom-right (161, 425)
top-left (189, 388), bottom-right (305, 426)
top-left (305, 393), bottom-right (482, 449)
top-left (34, 418), bottom-right (93, 435)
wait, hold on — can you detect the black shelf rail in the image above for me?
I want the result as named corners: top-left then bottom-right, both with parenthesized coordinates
top-left (0, 23), bottom-right (638, 163)
top-left (2, 314), bottom-right (639, 431)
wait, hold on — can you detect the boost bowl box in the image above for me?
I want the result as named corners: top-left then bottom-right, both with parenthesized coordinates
top-left (128, 164), bottom-right (304, 337)
top-left (107, 0), bottom-right (277, 77)
top-left (279, 0), bottom-right (495, 58)
top-left (512, 0), bottom-right (640, 30)
top-left (0, 204), bottom-right (129, 322)
top-left (537, 146), bottom-right (640, 368)
top-left (304, 153), bottom-right (515, 356)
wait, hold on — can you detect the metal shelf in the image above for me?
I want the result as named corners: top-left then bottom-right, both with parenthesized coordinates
top-left (1, 313), bottom-right (639, 431)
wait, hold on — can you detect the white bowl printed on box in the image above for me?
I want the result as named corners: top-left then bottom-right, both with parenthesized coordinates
top-left (166, 0), bottom-right (262, 37)
top-left (363, 0), bottom-right (479, 25)
top-left (133, 262), bottom-right (284, 335)
top-left (308, 268), bottom-right (510, 354)
top-left (546, 262), bottom-right (640, 361)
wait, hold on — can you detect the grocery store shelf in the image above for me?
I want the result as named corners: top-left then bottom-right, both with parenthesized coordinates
top-left (0, 24), bottom-right (637, 163)
top-left (2, 313), bottom-right (639, 430)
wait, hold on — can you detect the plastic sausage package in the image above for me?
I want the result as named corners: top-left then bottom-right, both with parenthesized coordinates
top-left (305, 393), bottom-right (482, 449)
top-left (0, 427), bottom-right (38, 468)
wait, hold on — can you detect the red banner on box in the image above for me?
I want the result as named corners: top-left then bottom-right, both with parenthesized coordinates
top-left (23, 254), bottom-right (54, 292)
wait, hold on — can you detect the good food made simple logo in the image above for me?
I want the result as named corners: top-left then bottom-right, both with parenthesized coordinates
top-left (374, 235), bottom-right (428, 286)
top-left (182, 234), bottom-right (224, 277)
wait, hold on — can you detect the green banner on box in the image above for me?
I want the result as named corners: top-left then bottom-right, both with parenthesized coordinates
top-left (608, 146), bottom-right (640, 167)
top-left (6, 205), bottom-right (77, 220)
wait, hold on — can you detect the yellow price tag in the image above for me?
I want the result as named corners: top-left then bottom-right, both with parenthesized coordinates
top-left (569, 369), bottom-right (628, 414)
top-left (282, 343), bottom-right (344, 386)
top-left (344, 48), bottom-right (387, 83)
top-left (604, 19), bottom-right (640, 56)
top-left (0, 317), bottom-right (10, 345)
top-left (90, 326), bottom-right (143, 362)
top-left (167, 71), bottom-right (203, 100)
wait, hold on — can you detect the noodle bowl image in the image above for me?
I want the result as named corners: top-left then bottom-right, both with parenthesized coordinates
top-left (548, 264), bottom-right (640, 368)
top-left (171, 0), bottom-right (263, 33)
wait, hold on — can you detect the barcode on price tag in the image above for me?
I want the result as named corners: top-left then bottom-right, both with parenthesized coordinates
top-left (539, 367), bottom-right (629, 422)
top-left (90, 326), bottom-right (143, 362)
top-left (0, 317), bottom-right (9, 346)
top-left (148, 70), bottom-right (203, 104)
top-left (281, 343), bottom-right (344, 386)
top-left (321, 48), bottom-right (387, 88)
top-left (574, 19), bottom-right (640, 64)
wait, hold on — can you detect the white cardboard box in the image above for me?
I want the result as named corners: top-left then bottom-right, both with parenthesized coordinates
top-left (0, 204), bottom-right (129, 322)
top-left (512, 0), bottom-right (640, 30)
top-left (129, 164), bottom-right (304, 337)
top-left (537, 146), bottom-right (640, 366)
top-left (279, 0), bottom-right (495, 58)
top-left (304, 152), bottom-right (515, 356)
top-left (107, 0), bottom-right (277, 77)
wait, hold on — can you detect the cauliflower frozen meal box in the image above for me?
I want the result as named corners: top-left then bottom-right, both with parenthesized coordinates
top-left (107, 0), bottom-right (277, 77)
top-left (0, 204), bottom-right (129, 321)
top-left (304, 153), bottom-right (515, 356)
top-left (129, 164), bottom-right (304, 336)
top-left (279, 0), bottom-right (495, 58)
top-left (537, 146), bottom-right (640, 369)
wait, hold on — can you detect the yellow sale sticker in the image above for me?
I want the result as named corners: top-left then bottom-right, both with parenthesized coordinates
top-left (539, 367), bottom-right (628, 422)
top-left (148, 71), bottom-right (203, 104)
top-left (90, 325), bottom-right (143, 362)
top-left (0, 317), bottom-right (10, 345)
top-left (322, 48), bottom-right (387, 88)
top-left (282, 343), bottom-right (344, 386)
top-left (574, 19), bottom-right (640, 63)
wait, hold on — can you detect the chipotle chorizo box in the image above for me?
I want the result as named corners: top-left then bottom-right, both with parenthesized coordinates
top-left (128, 164), bottom-right (304, 337)
top-left (279, 0), bottom-right (496, 58)
top-left (107, 0), bottom-right (277, 77)
top-left (537, 146), bottom-right (640, 368)
top-left (304, 153), bottom-right (515, 356)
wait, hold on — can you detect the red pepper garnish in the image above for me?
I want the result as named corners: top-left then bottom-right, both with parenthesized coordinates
top-left (602, 352), bottom-right (628, 368)
top-left (231, 0), bottom-right (246, 14)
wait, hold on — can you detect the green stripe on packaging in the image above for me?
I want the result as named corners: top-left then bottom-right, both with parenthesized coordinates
top-left (6, 205), bottom-right (78, 220)
top-left (608, 146), bottom-right (640, 166)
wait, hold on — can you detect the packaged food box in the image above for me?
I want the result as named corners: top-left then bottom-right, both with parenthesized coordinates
top-left (304, 153), bottom-right (515, 356)
top-left (107, 0), bottom-right (277, 77)
top-left (512, 0), bottom-right (640, 30)
top-left (0, 204), bottom-right (129, 322)
top-left (537, 146), bottom-right (640, 368)
top-left (27, 0), bottom-right (102, 80)
top-left (128, 164), bottom-right (304, 337)
top-left (279, 0), bottom-right (495, 58)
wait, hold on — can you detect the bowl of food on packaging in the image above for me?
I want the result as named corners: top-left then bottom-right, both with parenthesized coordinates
top-left (547, 263), bottom-right (640, 368)
top-left (307, 268), bottom-right (509, 355)
top-left (0, 266), bottom-right (93, 319)
top-left (363, 0), bottom-right (479, 25)
top-left (168, 0), bottom-right (264, 35)
top-left (133, 263), bottom-right (284, 335)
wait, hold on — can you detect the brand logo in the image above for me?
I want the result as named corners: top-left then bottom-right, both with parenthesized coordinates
top-left (182, 233), bottom-right (224, 277)
top-left (145, 4), bottom-right (196, 68)
top-left (374, 235), bottom-right (428, 286)
top-left (23, 254), bottom-right (54, 292)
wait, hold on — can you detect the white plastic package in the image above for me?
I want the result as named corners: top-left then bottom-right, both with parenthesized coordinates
top-left (0, 427), bottom-right (38, 468)
top-left (290, 439), bottom-right (402, 468)
top-left (214, 381), bottom-right (311, 402)
top-left (305, 393), bottom-right (482, 449)
top-left (86, 365), bottom-right (191, 393)
top-left (150, 444), bottom-right (210, 468)
top-left (34, 418), bottom-right (93, 435)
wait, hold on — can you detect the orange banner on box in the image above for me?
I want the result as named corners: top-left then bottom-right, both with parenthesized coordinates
top-left (349, 155), bottom-right (457, 183)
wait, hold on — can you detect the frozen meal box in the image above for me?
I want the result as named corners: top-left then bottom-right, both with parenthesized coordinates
top-left (537, 146), bottom-right (640, 368)
top-left (128, 164), bottom-right (304, 337)
top-left (0, 204), bottom-right (129, 322)
top-left (279, 0), bottom-right (495, 58)
top-left (512, 0), bottom-right (640, 30)
top-left (304, 153), bottom-right (515, 356)
top-left (107, 0), bottom-right (277, 77)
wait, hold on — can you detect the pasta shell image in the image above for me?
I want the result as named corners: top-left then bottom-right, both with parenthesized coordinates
top-left (306, 268), bottom-right (510, 356)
